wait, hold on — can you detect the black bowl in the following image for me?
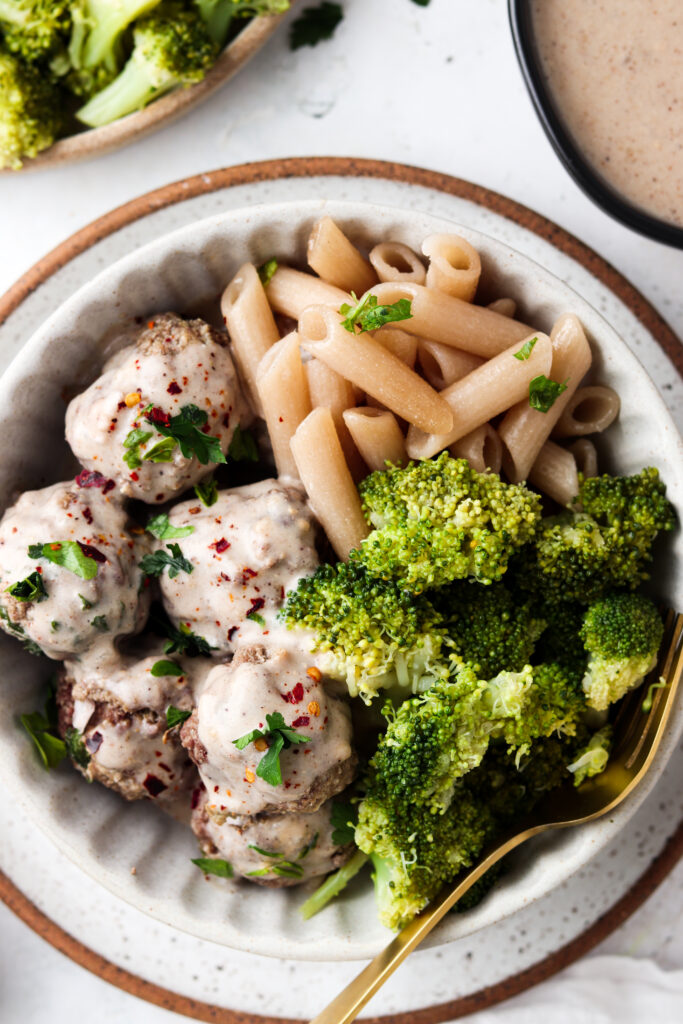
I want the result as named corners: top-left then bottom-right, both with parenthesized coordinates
top-left (508, 0), bottom-right (683, 250)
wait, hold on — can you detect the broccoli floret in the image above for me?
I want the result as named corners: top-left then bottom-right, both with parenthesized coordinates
top-left (281, 562), bottom-right (453, 702)
top-left (524, 468), bottom-right (676, 605)
top-left (579, 592), bottom-right (664, 711)
top-left (0, 46), bottom-right (62, 168)
top-left (354, 454), bottom-right (541, 593)
top-left (497, 661), bottom-right (586, 755)
top-left (0, 0), bottom-right (71, 64)
top-left (567, 725), bottom-right (612, 786)
top-left (195, 0), bottom-right (289, 47)
top-left (532, 597), bottom-right (587, 679)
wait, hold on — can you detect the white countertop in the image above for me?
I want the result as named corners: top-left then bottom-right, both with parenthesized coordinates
top-left (1, 1), bottom-right (682, 1021)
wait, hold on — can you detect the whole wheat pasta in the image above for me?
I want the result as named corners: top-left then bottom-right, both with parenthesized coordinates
top-left (298, 305), bottom-right (454, 435)
top-left (342, 407), bottom-right (407, 472)
top-left (365, 282), bottom-right (533, 357)
top-left (449, 424), bottom-right (502, 475)
top-left (498, 314), bottom-right (592, 483)
top-left (417, 338), bottom-right (483, 390)
top-left (528, 441), bottom-right (579, 507)
top-left (256, 332), bottom-right (310, 479)
top-left (405, 331), bottom-right (552, 460)
top-left (290, 408), bottom-right (369, 561)
top-left (305, 357), bottom-right (366, 481)
top-left (373, 327), bottom-right (418, 368)
top-left (266, 266), bottom-right (349, 320)
top-left (422, 234), bottom-right (482, 302)
top-left (220, 262), bottom-right (280, 412)
top-left (307, 217), bottom-right (377, 295)
top-left (552, 385), bottom-right (621, 438)
top-left (568, 438), bottom-right (599, 478)
top-left (368, 242), bottom-right (427, 285)
top-left (488, 297), bottom-right (517, 317)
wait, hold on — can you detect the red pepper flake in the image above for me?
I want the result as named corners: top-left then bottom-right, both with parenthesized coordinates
top-left (278, 416), bottom-right (284, 423)
top-left (227, 626), bottom-right (238, 642)
top-left (144, 406), bottom-right (170, 427)
top-left (142, 774), bottom-right (167, 797)
top-left (117, 400), bottom-right (127, 411)
top-left (211, 538), bottom-right (230, 553)
top-left (248, 597), bottom-right (265, 617)
top-left (213, 785), bottom-right (219, 793)
top-left (189, 506), bottom-right (201, 515)
top-left (222, 411), bottom-right (231, 428)
top-left (147, 320), bottom-right (155, 329)
top-left (200, 423), bottom-right (211, 434)
top-left (77, 540), bottom-right (106, 563)
top-left (220, 572), bottom-right (231, 582)
top-left (158, 762), bottom-right (172, 773)
top-left (238, 567), bottom-right (258, 583)
top-left (191, 786), bottom-right (203, 810)
top-left (76, 470), bottom-right (115, 493)
top-left (82, 506), bottom-right (93, 525)
top-left (281, 682), bottom-right (304, 704)
top-left (155, 493), bottom-right (164, 502)
top-left (167, 381), bottom-right (182, 395)
top-left (291, 716), bottom-right (310, 727)
top-left (130, 471), bottom-right (139, 481)
top-left (284, 781), bottom-right (292, 789)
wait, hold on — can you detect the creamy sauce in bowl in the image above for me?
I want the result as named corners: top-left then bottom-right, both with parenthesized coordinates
top-left (531, 0), bottom-right (683, 228)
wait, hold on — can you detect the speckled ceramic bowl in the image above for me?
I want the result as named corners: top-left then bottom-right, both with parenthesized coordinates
top-left (0, 199), bottom-right (681, 960)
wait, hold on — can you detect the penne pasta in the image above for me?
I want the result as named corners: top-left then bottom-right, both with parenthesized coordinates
top-left (307, 217), bottom-right (377, 295)
top-left (487, 297), bottom-right (517, 317)
top-left (266, 266), bottom-right (349, 320)
top-left (369, 242), bottom-right (427, 285)
top-left (422, 233), bottom-right (482, 302)
top-left (568, 438), bottom-right (599, 478)
top-left (342, 407), bottom-right (407, 472)
top-left (364, 282), bottom-right (533, 357)
top-left (290, 408), bottom-right (369, 561)
top-left (405, 331), bottom-right (552, 460)
top-left (552, 385), bottom-right (621, 437)
top-left (498, 314), bottom-right (592, 483)
top-left (373, 327), bottom-right (418, 368)
top-left (449, 424), bottom-right (502, 475)
top-left (256, 332), bottom-right (311, 479)
top-left (298, 305), bottom-right (454, 435)
top-left (220, 262), bottom-right (280, 412)
top-left (417, 338), bottom-right (483, 390)
top-left (528, 440), bottom-right (579, 507)
top-left (305, 357), bottom-right (367, 480)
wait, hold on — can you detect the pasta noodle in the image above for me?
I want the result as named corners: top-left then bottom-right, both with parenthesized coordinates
top-left (307, 217), bottom-right (377, 295)
top-left (498, 313), bottom-right (592, 482)
top-left (568, 438), bottom-right (599, 478)
top-left (405, 331), bottom-right (552, 460)
top-left (368, 242), bottom-right (427, 285)
top-left (417, 338), bottom-right (483, 390)
top-left (449, 424), bottom-right (502, 475)
top-left (305, 357), bottom-right (366, 480)
top-left (365, 282), bottom-right (533, 357)
top-left (220, 262), bottom-right (279, 412)
top-left (552, 385), bottom-right (621, 437)
top-left (342, 407), bottom-right (407, 471)
top-left (266, 266), bottom-right (349, 319)
top-left (373, 327), bottom-right (418, 368)
top-left (528, 440), bottom-right (579, 507)
top-left (256, 332), bottom-right (310, 479)
top-left (422, 233), bottom-right (481, 302)
top-left (298, 305), bottom-right (455, 435)
top-left (487, 297), bottom-right (517, 317)
top-left (290, 408), bottom-right (369, 561)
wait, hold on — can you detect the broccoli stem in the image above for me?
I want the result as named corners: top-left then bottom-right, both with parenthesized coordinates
top-left (299, 850), bottom-right (369, 920)
top-left (82, 0), bottom-right (159, 71)
top-left (77, 57), bottom-right (169, 127)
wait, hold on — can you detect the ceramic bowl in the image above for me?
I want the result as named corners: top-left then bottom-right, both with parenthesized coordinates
top-left (0, 199), bottom-right (681, 960)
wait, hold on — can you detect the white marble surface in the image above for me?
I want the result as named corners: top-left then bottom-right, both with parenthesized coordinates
top-left (1, 0), bottom-right (683, 1021)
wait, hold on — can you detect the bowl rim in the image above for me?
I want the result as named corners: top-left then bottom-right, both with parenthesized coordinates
top-left (507, 0), bottom-right (683, 250)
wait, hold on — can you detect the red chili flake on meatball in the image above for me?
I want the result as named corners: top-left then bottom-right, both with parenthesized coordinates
top-left (82, 506), bottom-right (93, 524)
top-left (158, 762), bottom-right (172, 773)
top-left (189, 506), bottom-right (201, 515)
top-left (201, 423), bottom-right (211, 434)
top-left (191, 787), bottom-right (203, 810)
top-left (142, 774), bottom-right (167, 797)
top-left (291, 716), bottom-right (310, 727)
top-left (227, 626), bottom-right (238, 642)
top-left (77, 540), bottom-right (106, 563)
top-left (85, 731), bottom-right (103, 754)
top-left (76, 469), bottom-right (111, 491)
top-left (117, 400), bottom-right (126, 411)
top-left (222, 411), bottom-right (231, 428)
top-left (239, 567), bottom-right (258, 584)
top-left (281, 682), bottom-right (304, 704)
top-left (167, 382), bottom-right (182, 395)
top-left (211, 538), bottom-right (230, 553)
top-left (130, 471), bottom-right (139, 481)
top-left (220, 572), bottom-right (231, 582)
top-left (144, 406), bottom-right (171, 427)
top-left (248, 597), bottom-right (265, 616)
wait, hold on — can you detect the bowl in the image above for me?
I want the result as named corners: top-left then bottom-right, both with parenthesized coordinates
top-left (0, 198), bottom-right (682, 960)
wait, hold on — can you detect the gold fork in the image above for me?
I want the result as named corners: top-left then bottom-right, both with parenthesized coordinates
top-left (311, 609), bottom-right (683, 1024)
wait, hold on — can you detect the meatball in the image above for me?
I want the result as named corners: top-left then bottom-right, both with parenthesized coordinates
top-left (181, 643), bottom-right (357, 821)
top-left (57, 642), bottom-right (200, 802)
top-left (65, 313), bottom-right (250, 504)
top-left (0, 479), bottom-right (148, 659)
top-left (191, 788), bottom-right (353, 887)
top-left (158, 479), bottom-right (319, 654)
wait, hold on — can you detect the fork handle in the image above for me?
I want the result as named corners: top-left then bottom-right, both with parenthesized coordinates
top-left (310, 832), bottom-right (533, 1024)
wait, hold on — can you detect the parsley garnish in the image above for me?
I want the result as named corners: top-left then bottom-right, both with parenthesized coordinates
top-left (228, 424), bottom-right (259, 462)
top-left (246, 845), bottom-right (305, 878)
top-left (143, 436), bottom-right (177, 463)
top-left (0, 607), bottom-right (44, 656)
top-left (246, 611), bottom-right (266, 627)
top-left (298, 832), bottom-right (319, 859)
top-left (513, 336), bottom-right (538, 361)
top-left (152, 660), bottom-right (184, 678)
top-left (339, 292), bottom-right (413, 333)
top-left (330, 801), bottom-right (357, 845)
top-left (248, 844), bottom-right (281, 858)
top-left (258, 258), bottom-right (278, 286)
top-left (233, 711), bottom-right (310, 786)
top-left (78, 594), bottom-right (93, 609)
top-left (290, 1), bottom-right (343, 49)
top-left (194, 475), bottom-right (219, 507)
top-left (21, 711), bottom-right (66, 770)
top-left (166, 705), bottom-right (192, 728)
top-left (6, 570), bottom-right (47, 602)
top-left (146, 513), bottom-right (194, 541)
top-left (29, 541), bottom-right (100, 580)
top-left (149, 606), bottom-right (216, 657)
top-left (123, 427), bottom-right (153, 470)
top-left (191, 857), bottom-right (234, 878)
top-left (144, 404), bottom-right (226, 466)
top-left (528, 375), bottom-right (568, 413)
top-left (90, 615), bottom-right (108, 631)
top-left (139, 543), bottom-right (193, 580)
top-left (65, 727), bottom-right (91, 770)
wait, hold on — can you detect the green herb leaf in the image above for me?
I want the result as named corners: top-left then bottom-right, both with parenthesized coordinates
top-left (257, 732), bottom-right (286, 785)
top-left (228, 424), bottom-right (259, 462)
top-left (149, 608), bottom-right (215, 658)
top-left (146, 404), bottom-right (226, 466)
top-left (246, 611), bottom-right (266, 627)
top-left (146, 514), bottom-right (195, 541)
top-left (298, 831), bottom-right (319, 859)
top-left (20, 712), bottom-right (66, 770)
top-left (6, 570), bottom-right (47, 603)
top-left (248, 844), bottom-right (282, 858)
top-left (139, 543), bottom-right (193, 580)
top-left (152, 660), bottom-right (184, 678)
top-left (290, 1), bottom-right (343, 49)
top-left (90, 615), bottom-right (108, 631)
top-left (65, 727), bottom-right (91, 770)
top-left (194, 475), bottom-right (219, 507)
top-left (78, 594), bottom-right (93, 609)
top-left (330, 801), bottom-right (357, 846)
top-left (191, 857), bottom-right (234, 878)
top-left (339, 292), bottom-right (413, 333)
top-left (51, 621), bottom-right (60, 631)
top-left (272, 861), bottom-right (304, 878)
top-left (143, 436), bottom-right (177, 463)
top-left (513, 336), bottom-right (538, 361)
top-left (122, 428), bottom-right (153, 470)
top-left (30, 541), bottom-right (100, 580)
top-left (166, 705), bottom-right (192, 729)
top-left (232, 711), bottom-right (310, 787)
top-left (528, 375), bottom-right (568, 413)
top-left (258, 258), bottom-right (278, 286)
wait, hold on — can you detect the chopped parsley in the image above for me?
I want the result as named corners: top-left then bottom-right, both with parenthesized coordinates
top-left (528, 375), bottom-right (568, 413)
top-left (513, 336), bottom-right (538, 361)
top-left (228, 424), bottom-right (259, 462)
top-left (290, 2), bottom-right (343, 49)
top-left (152, 660), bottom-right (184, 678)
top-left (246, 610), bottom-right (266, 628)
top-left (233, 711), bottom-right (310, 787)
top-left (0, 607), bottom-right (44, 656)
top-left (298, 832), bottom-right (320, 859)
top-left (21, 710), bottom-right (66, 770)
top-left (65, 727), bottom-right (91, 770)
top-left (191, 857), bottom-right (234, 878)
top-left (149, 607), bottom-right (215, 657)
top-left (257, 258), bottom-right (278, 286)
top-left (330, 801), bottom-right (357, 845)
top-left (194, 475), bottom-right (219, 507)
top-left (78, 594), bottom-right (94, 609)
top-left (123, 427), bottom-right (153, 470)
top-left (340, 292), bottom-right (413, 334)
top-left (139, 543), bottom-right (193, 580)
top-left (142, 436), bottom-right (177, 463)
top-left (29, 541), bottom-right (101, 580)
top-left (166, 705), bottom-right (192, 729)
top-left (144, 404), bottom-right (226, 466)
top-left (246, 844), bottom-right (305, 878)
top-left (6, 570), bottom-right (47, 603)
top-left (146, 513), bottom-right (194, 541)
top-left (90, 615), bottom-right (108, 631)
top-left (248, 844), bottom-right (281, 858)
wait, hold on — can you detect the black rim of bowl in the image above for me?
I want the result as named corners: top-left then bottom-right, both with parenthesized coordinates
top-left (508, 0), bottom-right (683, 250)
